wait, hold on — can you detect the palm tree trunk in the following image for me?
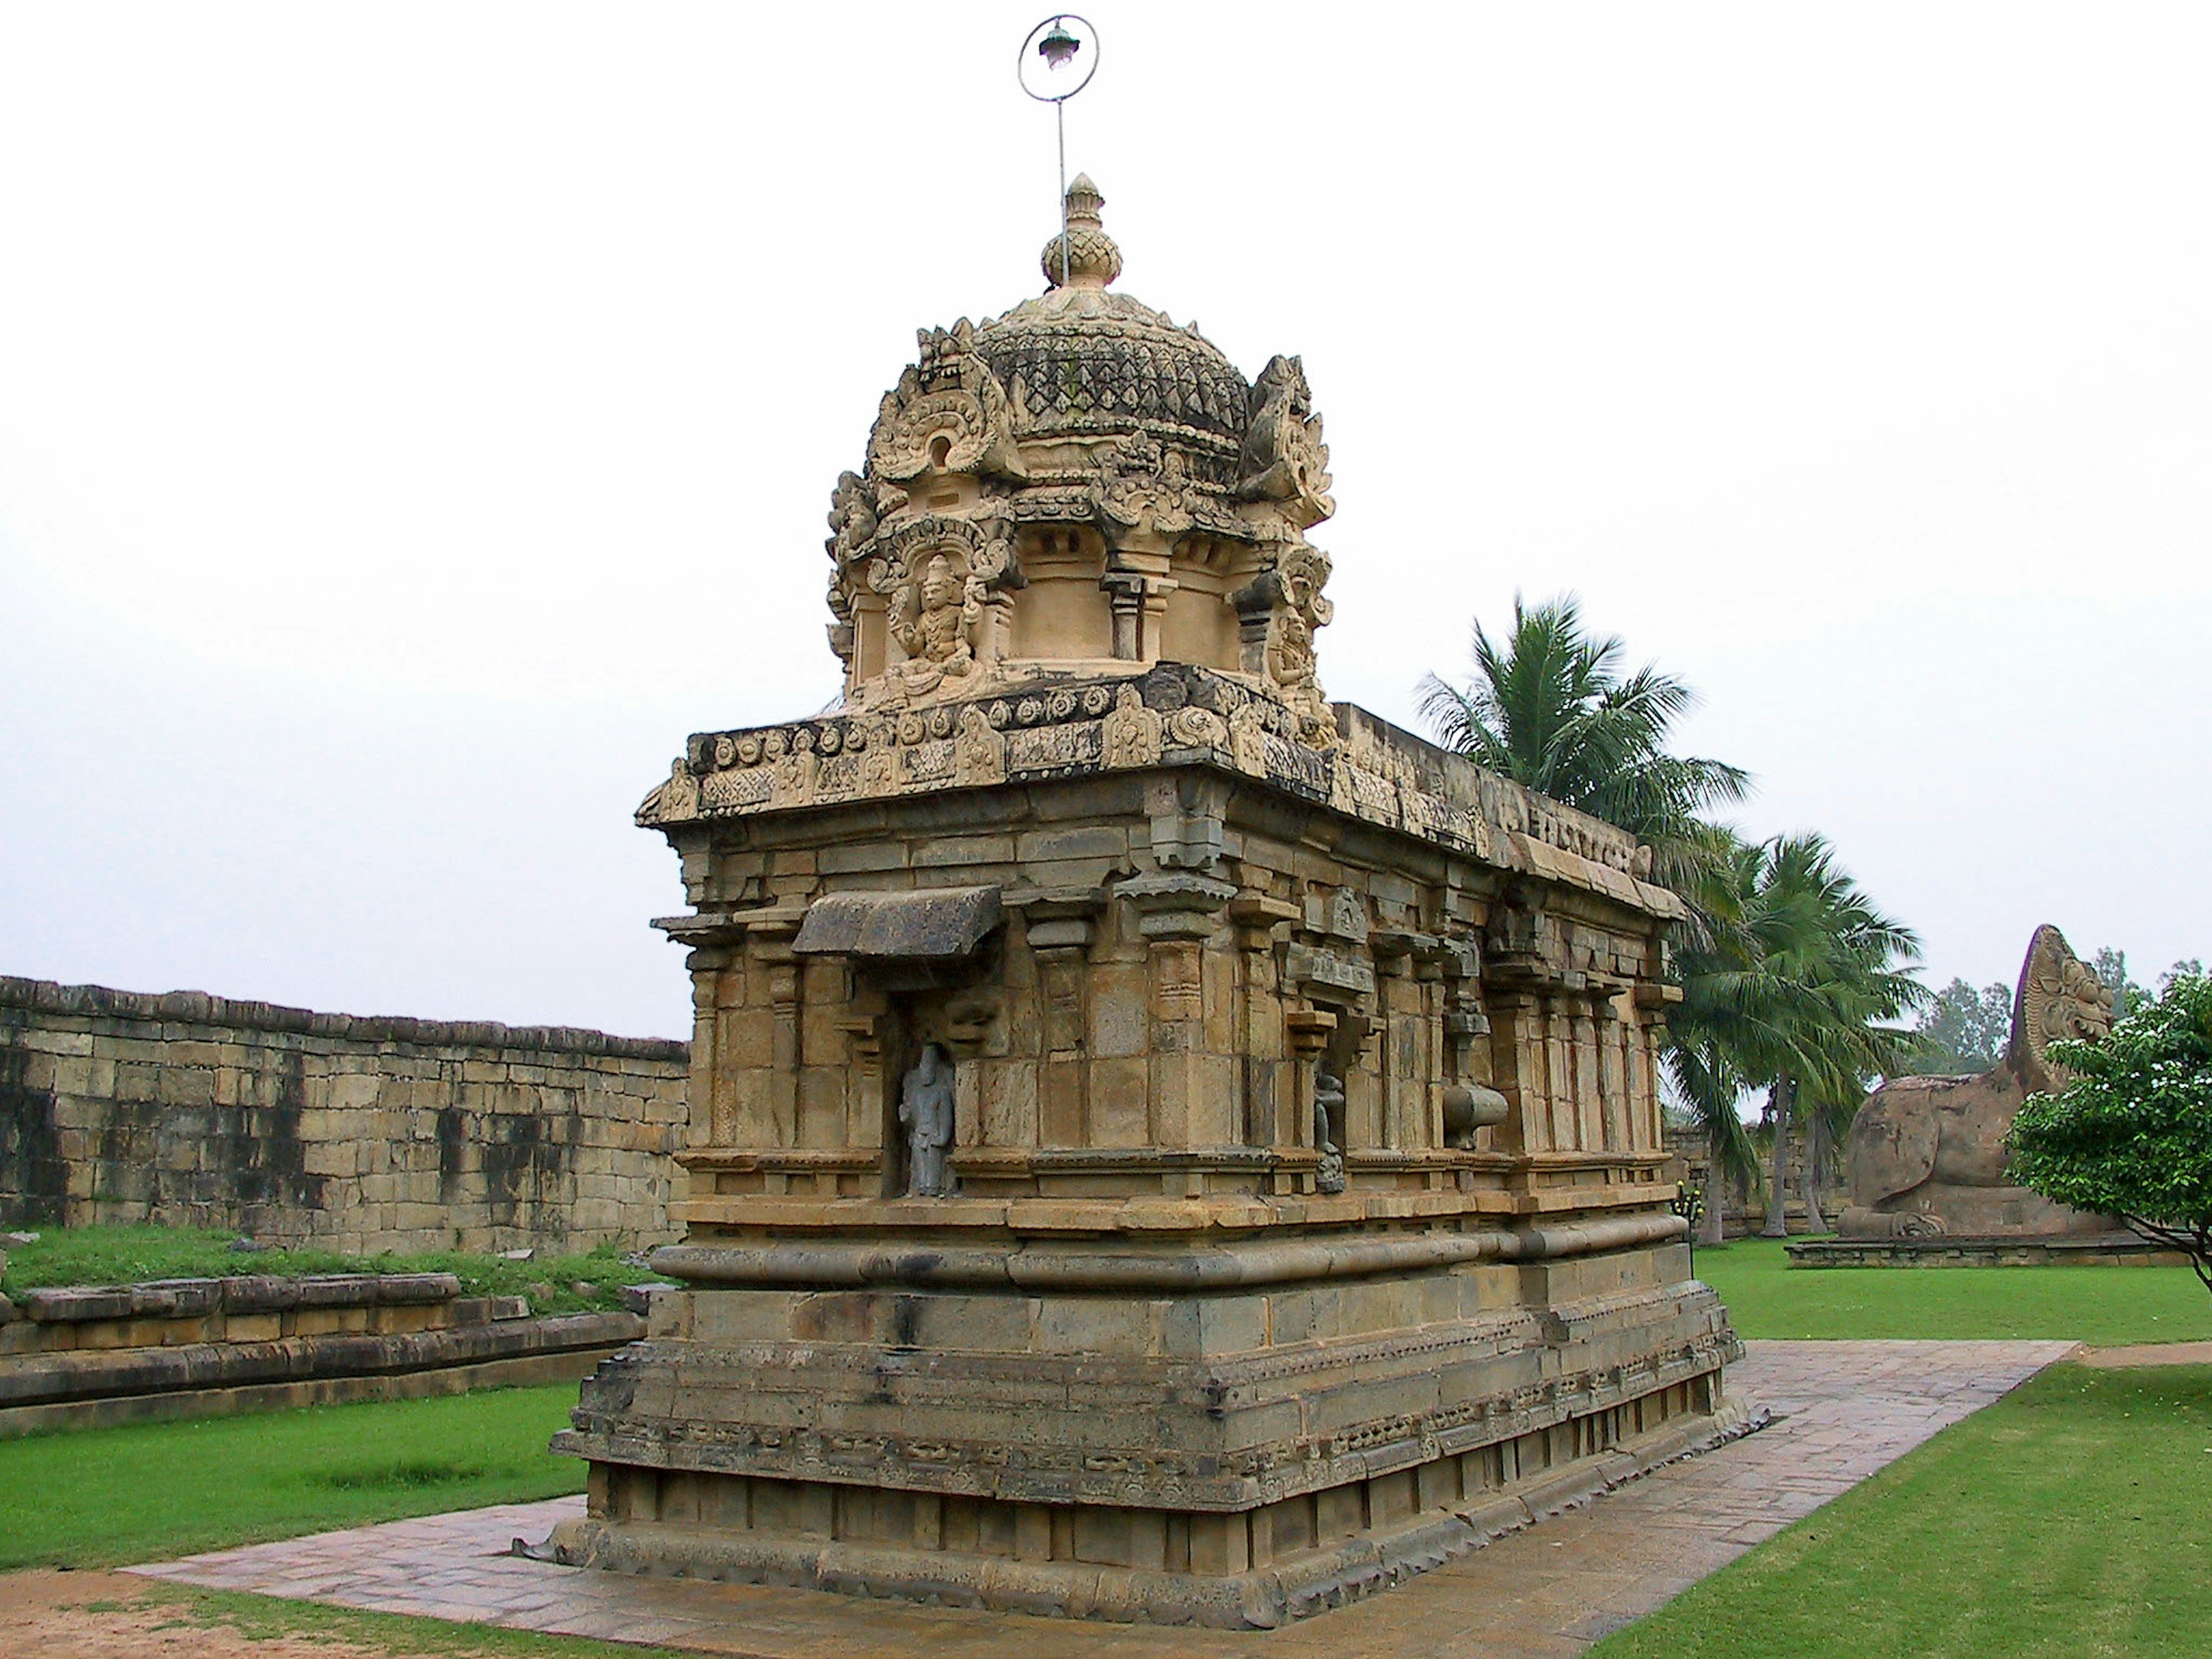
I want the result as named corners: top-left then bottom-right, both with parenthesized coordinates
top-left (1804, 1108), bottom-right (1830, 1233)
top-left (1762, 1078), bottom-right (1791, 1237)
top-left (1699, 1156), bottom-right (1727, 1247)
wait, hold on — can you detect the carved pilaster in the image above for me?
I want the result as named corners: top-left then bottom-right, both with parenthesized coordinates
top-left (1569, 997), bottom-right (1601, 1153)
top-left (687, 946), bottom-right (734, 1153)
top-left (1596, 990), bottom-right (1630, 1154)
top-left (1023, 907), bottom-right (1096, 1148)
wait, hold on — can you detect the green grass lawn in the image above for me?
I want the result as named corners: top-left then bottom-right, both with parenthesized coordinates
top-left (1588, 1362), bottom-right (2212, 1659)
top-left (1693, 1237), bottom-right (2212, 1344)
top-left (0, 1382), bottom-right (586, 1570)
top-left (0, 1225), bottom-right (666, 1317)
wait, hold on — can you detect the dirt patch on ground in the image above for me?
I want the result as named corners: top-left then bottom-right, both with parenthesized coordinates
top-left (0, 1571), bottom-right (433, 1659)
top-left (2076, 1339), bottom-right (2212, 1368)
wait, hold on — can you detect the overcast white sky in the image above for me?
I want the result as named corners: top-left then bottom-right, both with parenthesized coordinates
top-left (3, 3), bottom-right (2206, 1040)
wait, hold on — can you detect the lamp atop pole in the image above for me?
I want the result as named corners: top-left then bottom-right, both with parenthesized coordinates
top-left (1017, 14), bottom-right (1101, 290)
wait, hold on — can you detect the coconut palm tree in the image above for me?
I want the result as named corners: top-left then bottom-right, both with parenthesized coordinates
top-left (1420, 596), bottom-right (1759, 1236)
top-left (1416, 594), bottom-right (1750, 908)
top-left (1420, 599), bottom-right (1922, 1244)
top-left (1669, 834), bottom-right (1924, 1238)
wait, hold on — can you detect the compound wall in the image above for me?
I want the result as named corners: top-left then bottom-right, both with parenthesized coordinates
top-left (0, 976), bottom-right (687, 1253)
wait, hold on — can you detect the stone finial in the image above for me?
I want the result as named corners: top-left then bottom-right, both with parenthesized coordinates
top-left (1040, 173), bottom-right (1123, 291)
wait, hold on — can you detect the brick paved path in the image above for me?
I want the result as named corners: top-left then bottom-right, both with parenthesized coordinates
top-left (129, 1339), bottom-right (2074, 1658)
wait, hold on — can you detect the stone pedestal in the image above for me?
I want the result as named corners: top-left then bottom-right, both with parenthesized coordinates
top-left (550, 669), bottom-right (1739, 1626)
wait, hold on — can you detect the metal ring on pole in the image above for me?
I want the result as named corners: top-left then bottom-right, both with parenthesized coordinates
top-left (1017, 14), bottom-right (1100, 104)
top-left (1017, 16), bottom-right (1101, 290)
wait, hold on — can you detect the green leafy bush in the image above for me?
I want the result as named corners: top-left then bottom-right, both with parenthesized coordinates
top-left (2010, 973), bottom-right (2212, 1296)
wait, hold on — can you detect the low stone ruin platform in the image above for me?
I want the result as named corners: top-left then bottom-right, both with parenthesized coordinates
top-left (0, 1271), bottom-right (642, 1435)
top-left (1785, 1232), bottom-right (2183, 1269)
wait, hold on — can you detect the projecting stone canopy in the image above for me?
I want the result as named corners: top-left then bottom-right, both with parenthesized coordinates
top-left (824, 180), bottom-right (1338, 730)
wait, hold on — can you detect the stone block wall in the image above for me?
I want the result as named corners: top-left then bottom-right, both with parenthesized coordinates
top-left (1663, 1126), bottom-right (1820, 1237)
top-left (0, 977), bottom-right (688, 1253)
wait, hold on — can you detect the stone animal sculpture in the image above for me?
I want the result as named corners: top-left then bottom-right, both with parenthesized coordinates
top-left (1839, 925), bottom-right (2115, 1238)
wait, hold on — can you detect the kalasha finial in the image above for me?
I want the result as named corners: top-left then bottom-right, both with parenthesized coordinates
top-left (1040, 173), bottom-right (1121, 291)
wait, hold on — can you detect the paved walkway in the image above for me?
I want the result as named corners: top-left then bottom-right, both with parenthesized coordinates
top-left (130, 1339), bottom-right (2074, 1659)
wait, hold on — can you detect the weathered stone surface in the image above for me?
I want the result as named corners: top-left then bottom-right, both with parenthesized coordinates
top-left (564, 181), bottom-right (1735, 1627)
top-left (792, 887), bottom-right (1003, 960)
top-left (0, 978), bottom-right (687, 1252)
top-left (1840, 925), bottom-right (2114, 1240)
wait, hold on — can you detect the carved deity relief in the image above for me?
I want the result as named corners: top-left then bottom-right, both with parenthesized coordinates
top-left (1228, 699), bottom-right (1270, 776)
top-left (770, 726), bottom-right (817, 806)
top-left (1235, 354), bottom-right (1334, 532)
top-left (954, 705), bottom-right (1008, 787)
top-left (1101, 684), bottom-right (1165, 768)
top-left (898, 1043), bottom-right (957, 1198)
top-left (1271, 543), bottom-right (1333, 702)
top-left (892, 554), bottom-right (983, 686)
top-left (822, 469), bottom-right (880, 669)
top-left (1094, 434), bottom-right (1203, 546)
top-left (640, 759), bottom-right (701, 825)
top-left (854, 715), bottom-right (899, 793)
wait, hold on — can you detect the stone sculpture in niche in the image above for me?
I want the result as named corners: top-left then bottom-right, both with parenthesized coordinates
top-left (1314, 1067), bottom-right (1347, 1196)
top-left (891, 554), bottom-right (982, 692)
top-left (898, 1044), bottom-right (956, 1198)
top-left (1840, 925), bottom-right (2116, 1238)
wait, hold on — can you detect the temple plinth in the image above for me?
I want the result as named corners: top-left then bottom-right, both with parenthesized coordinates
top-left (549, 181), bottom-right (1743, 1627)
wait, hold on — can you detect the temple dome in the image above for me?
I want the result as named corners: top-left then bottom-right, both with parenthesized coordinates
top-left (828, 176), bottom-right (1336, 718)
top-left (972, 177), bottom-right (1251, 458)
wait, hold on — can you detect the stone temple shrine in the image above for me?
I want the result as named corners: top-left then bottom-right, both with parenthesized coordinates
top-left (549, 179), bottom-right (1743, 1626)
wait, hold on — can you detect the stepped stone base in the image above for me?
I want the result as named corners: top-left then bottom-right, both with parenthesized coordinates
top-left (548, 1393), bottom-right (1752, 1627)
top-left (550, 1241), bottom-right (1738, 1627)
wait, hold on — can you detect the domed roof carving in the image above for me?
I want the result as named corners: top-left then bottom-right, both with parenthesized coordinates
top-left (966, 178), bottom-right (1250, 456)
top-left (975, 291), bottom-right (1252, 457)
top-left (824, 179), bottom-right (1338, 732)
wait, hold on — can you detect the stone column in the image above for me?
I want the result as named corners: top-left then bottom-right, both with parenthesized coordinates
top-left (1597, 991), bottom-right (1629, 1154)
top-left (1101, 571), bottom-right (1147, 660)
top-left (1230, 571), bottom-right (1281, 679)
top-left (687, 946), bottom-right (732, 1151)
top-left (1485, 991), bottom-right (1544, 1154)
top-left (1542, 994), bottom-right (1575, 1152)
top-left (768, 960), bottom-right (801, 1150)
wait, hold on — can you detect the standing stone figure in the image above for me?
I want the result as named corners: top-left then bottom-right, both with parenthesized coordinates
top-left (1314, 1066), bottom-right (1347, 1196)
top-left (899, 1043), bottom-right (956, 1198)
